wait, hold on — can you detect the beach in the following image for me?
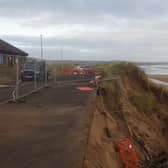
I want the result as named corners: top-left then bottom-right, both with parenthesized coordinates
top-left (149, 74), bottom-right (168, 83)
top-left (138, 63), bottom-right (168, 84)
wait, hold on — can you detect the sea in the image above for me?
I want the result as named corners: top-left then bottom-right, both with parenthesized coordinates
top-left (138, 63), bottom-right (168, 75)
top-left (138, 63), bottom-right (168, 86)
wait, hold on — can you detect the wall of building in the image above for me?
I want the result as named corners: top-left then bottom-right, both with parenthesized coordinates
top-left (0, 54), bottom-right (27, 84)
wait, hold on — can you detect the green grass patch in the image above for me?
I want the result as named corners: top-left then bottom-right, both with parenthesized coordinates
top-left (130, 92), bottom-right (159, 113)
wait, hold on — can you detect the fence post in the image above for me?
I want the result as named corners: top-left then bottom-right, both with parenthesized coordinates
top-left (34, 59), bottom-right (37, 90)
top-left (15, 55), bottom-right (19, 100)
top-left (54, 64), bottom-right (57, 84)
top-left (45, 61), bottom-right (48, 87)
top-left (54, 73), bottom-right (57, 84)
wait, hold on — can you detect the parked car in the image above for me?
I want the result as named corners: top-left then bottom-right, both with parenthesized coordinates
top-left (21, 61), bottom-right (47, 81)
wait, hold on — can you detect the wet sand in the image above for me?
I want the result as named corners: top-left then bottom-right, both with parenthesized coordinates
top-left (149, 74), bottom-right (168, 83)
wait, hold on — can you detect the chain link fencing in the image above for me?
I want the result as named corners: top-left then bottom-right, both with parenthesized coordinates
top-left (0, 59), bottom-right (96, 105)
top-left (0, 57), bottom-right (48, 104)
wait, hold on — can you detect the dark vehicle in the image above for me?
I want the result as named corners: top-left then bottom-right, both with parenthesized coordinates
top-left (21, 61), bottom-right (46, 81)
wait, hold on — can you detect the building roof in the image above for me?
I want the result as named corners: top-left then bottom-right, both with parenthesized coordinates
top-left (0, 39), bottom-right (28, 56)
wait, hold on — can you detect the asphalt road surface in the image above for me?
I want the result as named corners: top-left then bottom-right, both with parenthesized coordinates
top-left (0, 81), bottom-right (93, 168)
top-left (0, 73), bottom-right (95, 103)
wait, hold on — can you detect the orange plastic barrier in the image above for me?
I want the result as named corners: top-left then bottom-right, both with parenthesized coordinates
top-left (90, 75), bottom-right (102, 84)
top-left (89, 80), bottom-right (94, 84)
top-left (95, 75), bottom-right (102, 80)
top-left (62, 68), bottom-right (95, 75)
top-left (62, 68), bottom-right (73, 75)
top-left (76, 86), bottom-right (94, 91)
top-left (117, 138), bottom-right (138, 168)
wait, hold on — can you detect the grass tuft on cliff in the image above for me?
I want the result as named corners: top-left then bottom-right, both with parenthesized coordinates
top-left (95, 62), bottom-right (168, 113)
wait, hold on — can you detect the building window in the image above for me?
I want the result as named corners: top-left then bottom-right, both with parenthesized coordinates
top-left (0, 54), bottom-right (5, 65)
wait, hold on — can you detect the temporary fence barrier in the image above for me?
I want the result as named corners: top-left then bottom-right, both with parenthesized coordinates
top-left (0, 60), bottom-right (96, 105)
top-left (0, 57), bottom-right (48, 105)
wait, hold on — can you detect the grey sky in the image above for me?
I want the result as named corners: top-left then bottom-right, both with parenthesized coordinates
top-left (0, 0), bottom-right (168, 61)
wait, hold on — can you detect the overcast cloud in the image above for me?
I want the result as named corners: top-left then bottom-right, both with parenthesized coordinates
top-left (1, 0), bottom-right (168, 61)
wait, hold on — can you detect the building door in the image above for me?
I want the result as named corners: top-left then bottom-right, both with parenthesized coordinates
top-left (8, 56), bottom-right (14, 67)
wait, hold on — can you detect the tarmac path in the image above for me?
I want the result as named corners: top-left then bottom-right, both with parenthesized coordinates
top-left (0, 82), bottom-right (93, 168)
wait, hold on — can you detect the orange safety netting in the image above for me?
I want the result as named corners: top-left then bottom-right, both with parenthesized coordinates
top-left (76, 86), bottom-right (94, 91)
